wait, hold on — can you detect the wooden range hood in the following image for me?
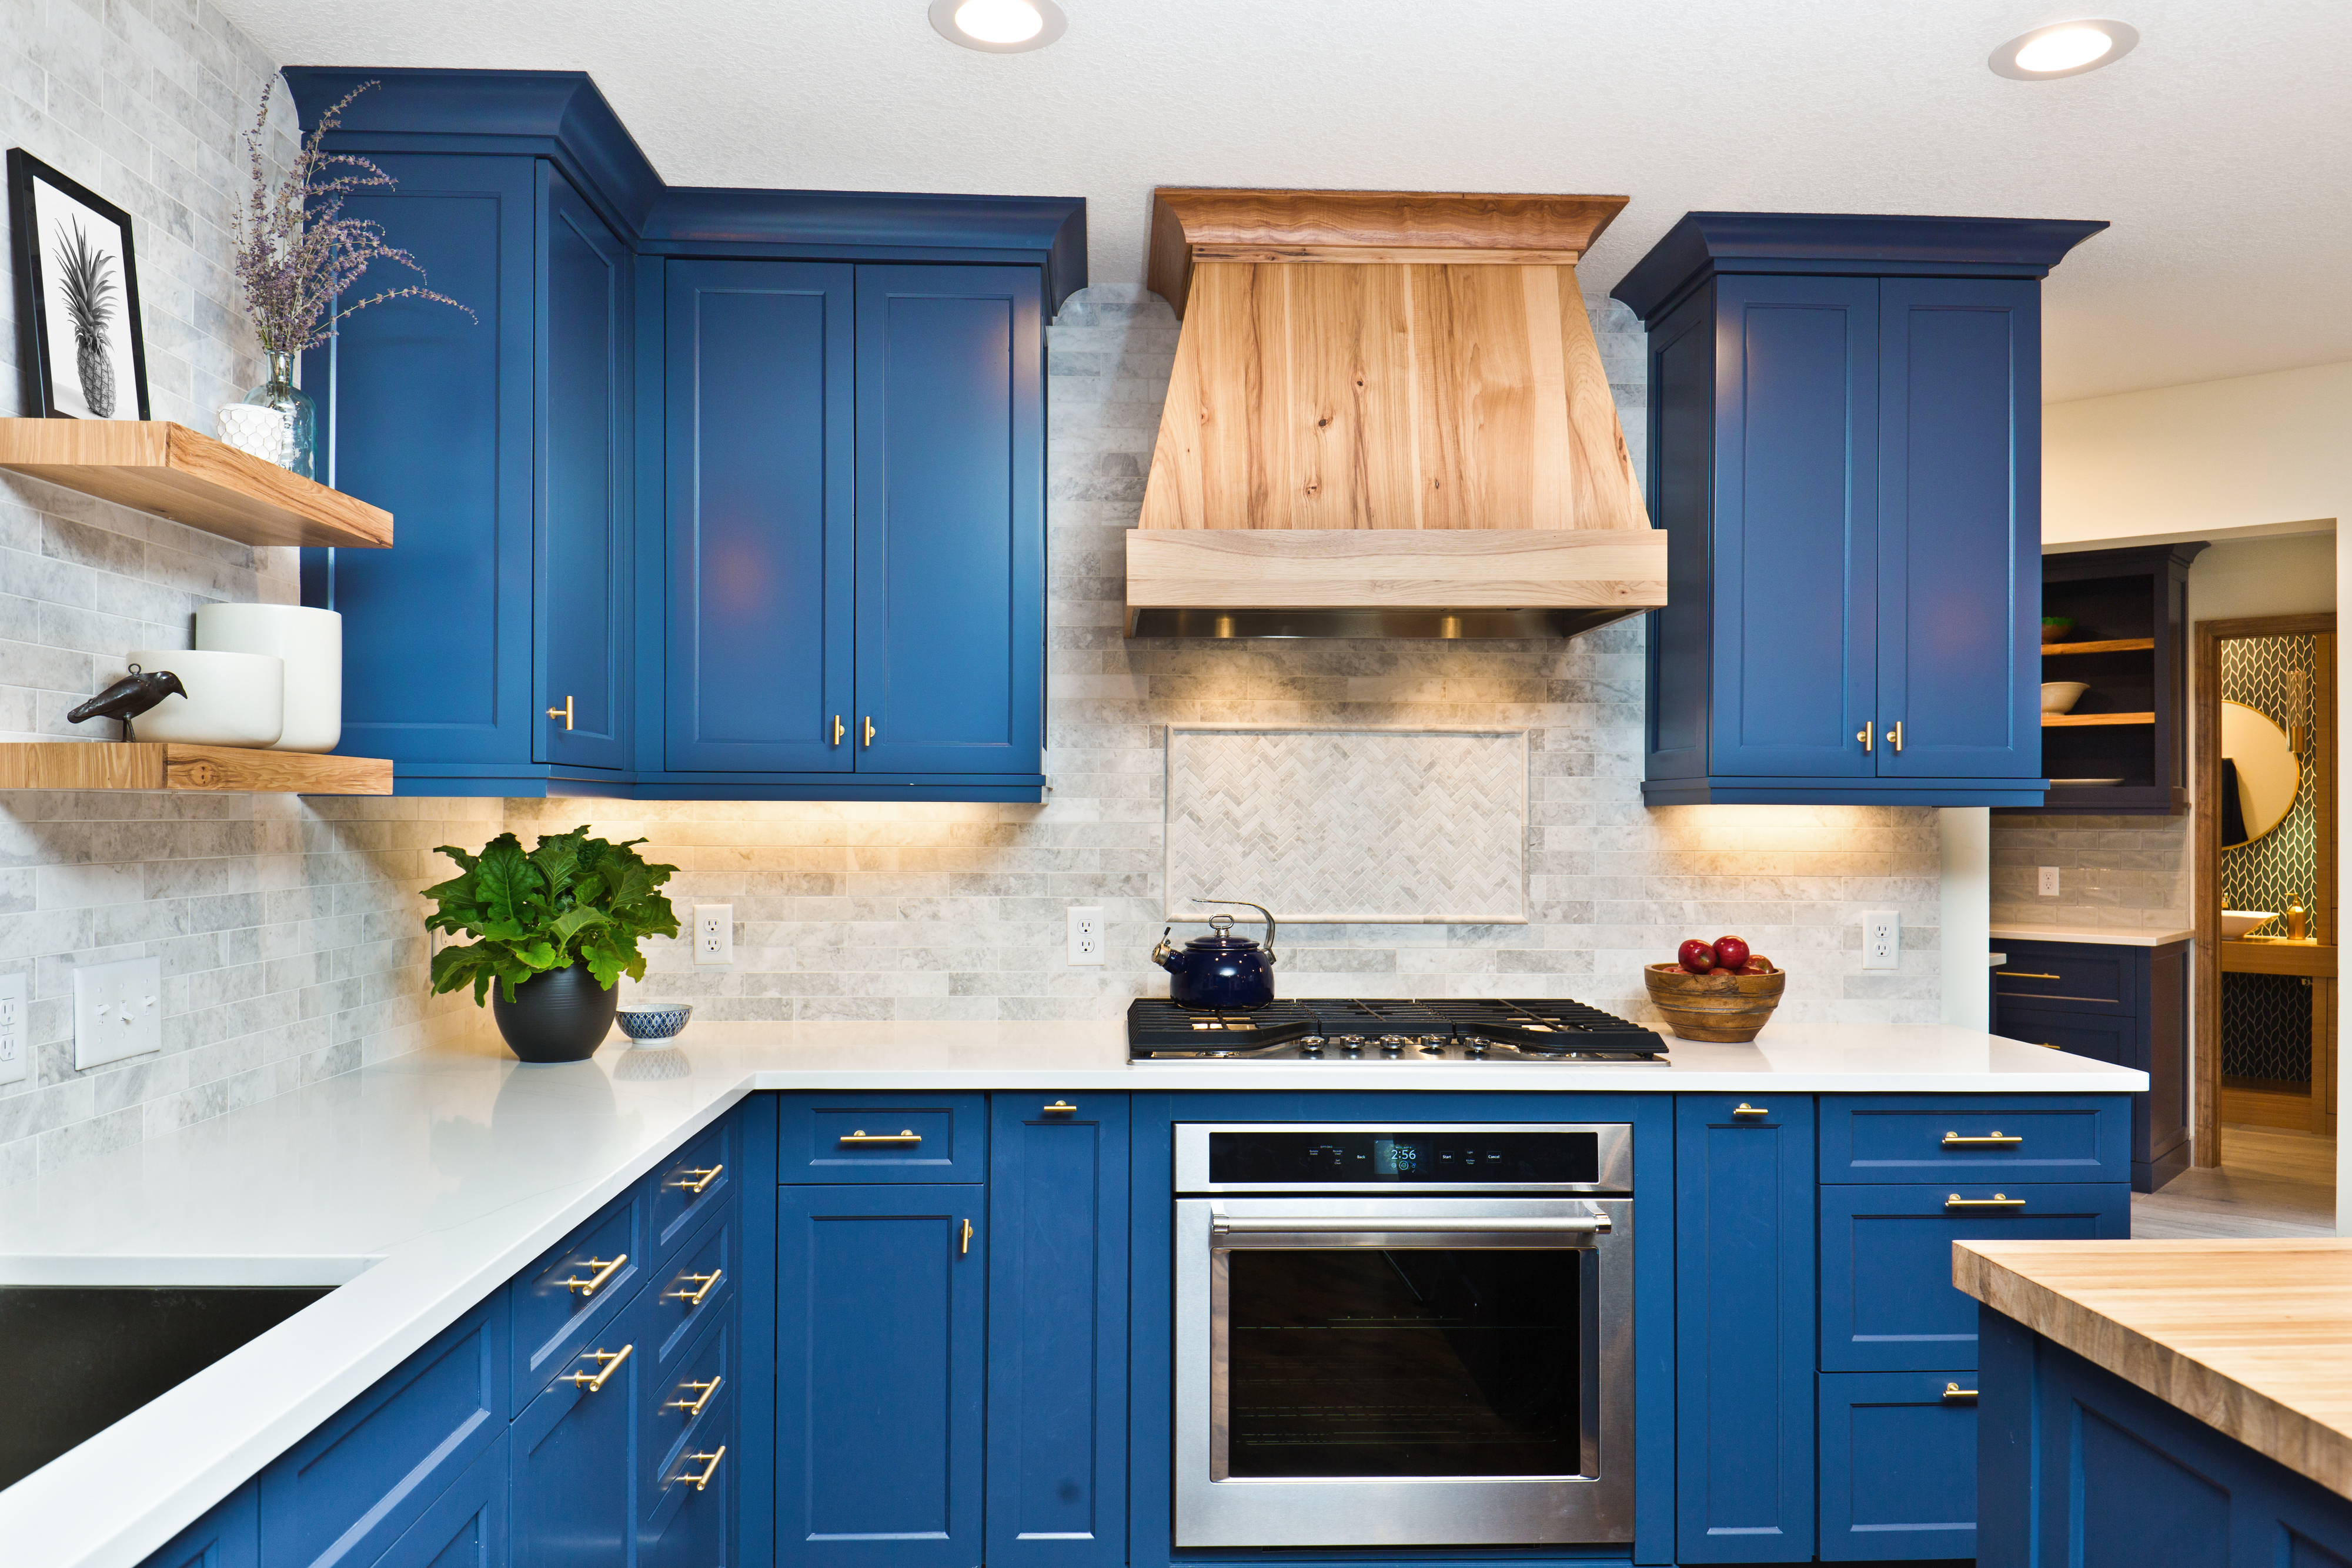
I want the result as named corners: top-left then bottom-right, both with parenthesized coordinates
top-left (1127, 188), bottom-right (1667, 638)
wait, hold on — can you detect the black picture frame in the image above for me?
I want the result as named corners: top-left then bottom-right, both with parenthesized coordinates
top-left (8, 147), bottom-right (152, 420)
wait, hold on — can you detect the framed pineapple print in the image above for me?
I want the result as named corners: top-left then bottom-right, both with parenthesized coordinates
top-left (7, 149), bottom-right (151, 420)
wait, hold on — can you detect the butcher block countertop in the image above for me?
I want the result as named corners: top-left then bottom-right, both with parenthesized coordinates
top-left (1955, 1238), bottom-right (2352, 1500)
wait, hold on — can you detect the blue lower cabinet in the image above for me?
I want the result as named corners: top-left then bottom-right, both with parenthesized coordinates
top-left (512, 1289), bottom-right (646, 1568)
top-left (511, 1191), bottom-right (644, 1413)
top-left (1673, 1094), bottom-right (1817, 1562)
top-left (643, 1298), bottom-right (735, 1520)
top-left (373, 1432), bottom-right (510, 1568)
top-left (643, 1391), bottom-right (736, 1568)
top-left (146, 1481), bottom-right (257, 1568)
top-left (258, 1297), bottom-right (508, 1568)
top-left (776, 1184), bottom-right (985, 1568)
top-left (1818, 1371), bottom-right (1978, 1560)
top-left (985, 1094), bottom-right (1128, 1568)
top-left (1820, 1182), bottom-right (2130, 1371)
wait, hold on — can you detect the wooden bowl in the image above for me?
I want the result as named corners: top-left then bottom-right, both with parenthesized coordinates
top-left (1643, 959), bottom-right (1786, 1043)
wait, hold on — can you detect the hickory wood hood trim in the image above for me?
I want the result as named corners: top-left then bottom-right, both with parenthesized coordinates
top-left (1129, 188), bottom-right (1667, 638)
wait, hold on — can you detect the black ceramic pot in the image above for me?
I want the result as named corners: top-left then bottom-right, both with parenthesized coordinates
top-left (491, 962), bottom-right (620, 1064)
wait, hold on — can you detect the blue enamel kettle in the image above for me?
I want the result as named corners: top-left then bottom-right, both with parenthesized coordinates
top-left (1152, 898), bottom-right (1279, 1009)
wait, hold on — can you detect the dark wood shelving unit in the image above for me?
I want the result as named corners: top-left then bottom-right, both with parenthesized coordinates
top-left (2005, 542), bottom-right (2206, 816)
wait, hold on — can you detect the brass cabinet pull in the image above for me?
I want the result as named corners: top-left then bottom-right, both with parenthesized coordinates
top-left (563, 1343), bottom-right (633, 1392)
top-left (1996, 971), bottom-right (2062, 979)
top-left (863, 716), bottom-right (876, 747)
top-left (1945, 1193), bottom-right (2027, 1210)
top-left (674, 1445), bottom-right (726, 1492)
top-left (1943, 1383), bottom-right (1979, 1402)
top-left (559, 1254), bottom-right (628, 1296)
top-left (669, 1164), bottom-right (725, 1194)
top-left (832, 714), bottom-right (845, 746)
top-left (1889, 720), bottom-right (1905, 753)
top-left (1732, 1103), bottom-right (1770, 1118)
top-left (1856, 719), bottom-right (1874, 753)
top-left (546, 694), bottom-right (574, 730)
top-left (961, 1217), bottom-right (973, 1256)
top-left (666, 1268), bottom-right (724, 1306)
top-left (1942, 1131), bottom-right (2023, 1147)
top-left (1044, 1101), bottom-right (1077, 1115)
top-left (840, 1129), bottom-right (921, 1146)
top-left (665, 1375), bottom-right (723, 1418)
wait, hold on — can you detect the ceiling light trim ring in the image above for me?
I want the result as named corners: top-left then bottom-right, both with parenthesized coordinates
top-left (928, 0), bottom-right (1068, 54)
top-left (1988, 18), bottom-right (2140, 79)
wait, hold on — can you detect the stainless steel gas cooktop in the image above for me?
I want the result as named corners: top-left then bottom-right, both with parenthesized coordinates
top-left (1126, 997), bottom-right (1669, 1063)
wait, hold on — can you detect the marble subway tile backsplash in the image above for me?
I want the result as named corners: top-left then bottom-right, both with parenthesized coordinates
top-left (1989, 814), bottom-right (2193, 930)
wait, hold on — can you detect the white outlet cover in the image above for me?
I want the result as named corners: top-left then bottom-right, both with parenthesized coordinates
top-left (694, 904), bottom-right (734, 967)
top-left (73, 956), bottom-right (163, 1070)
top-left (1862, 911), bottom-right (1901, 972)
top-left (1067, 905), bottom-right (1104, 967)
top-left (0, 972), bottom-right (25, 1087)
top-left (2038, 865), bottom-right (2062, 897)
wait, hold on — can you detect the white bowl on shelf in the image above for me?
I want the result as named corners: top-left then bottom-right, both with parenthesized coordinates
top-left (120, 648), bottom-right (284, 747)
top-left (2220, 910), bottom-right (2278, 940)
top-left (2040, 681), bottom-right (2089, 714)
top-left (196, 604), bottom-right (341, 753)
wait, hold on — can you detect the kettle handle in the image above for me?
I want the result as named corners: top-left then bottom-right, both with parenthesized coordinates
top-left (1193, 898), bottom-right (1277, 964)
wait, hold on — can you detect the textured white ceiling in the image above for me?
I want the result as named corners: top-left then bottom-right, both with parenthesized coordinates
top-left (214, 0), bottom-right (2352, 402)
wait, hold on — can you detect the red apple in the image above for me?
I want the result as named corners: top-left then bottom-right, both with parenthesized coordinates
top-left (1712, 935), bottom-right (1751, 971)
top-left (1678, 939), bottom-right (1717, 974)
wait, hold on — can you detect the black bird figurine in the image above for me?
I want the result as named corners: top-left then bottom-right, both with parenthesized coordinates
top-left (66, 664), bottom-right (188, 741)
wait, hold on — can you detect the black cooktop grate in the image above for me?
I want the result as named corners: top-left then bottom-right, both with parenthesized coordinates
top-left (1125, 997), bottom-right (1667, 1059)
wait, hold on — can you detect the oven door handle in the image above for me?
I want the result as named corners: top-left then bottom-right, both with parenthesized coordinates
top-left (1211, 1213), bottom-right (1609, 1236)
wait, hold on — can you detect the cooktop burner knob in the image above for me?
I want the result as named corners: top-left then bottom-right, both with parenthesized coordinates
top-left (1298, 1040), bottom-right (1323, 1056)
top-left (1464, 1037), bottom-right (1489, 1055)
top-left (1419, 1041), bottom-right (1446, 1055)
top-left (1338, 1035), bottom-right (1365, 1052)
top-left (1419, 1034), bottom-right (1447, 1046)
top-left (1379, 1036), bottom-right (1406, 1054)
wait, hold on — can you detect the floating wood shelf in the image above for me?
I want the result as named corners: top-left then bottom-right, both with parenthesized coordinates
top-left (0, 743), bottom-right (392, 794)
top-left (0, 419), bottom-right (392, 549)
top-left (2043, 711), bottom-right (2157, 727)
top-left (2043, 637), bottom-right (2156, 655)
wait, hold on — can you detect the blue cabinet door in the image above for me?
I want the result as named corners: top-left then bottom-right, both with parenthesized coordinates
top-left (986, 1094), bottom-right (1128, 1568)
top-left (1875, 278), bottom-right (2040, 781)
top-left (664, 260), bottom-right (856, 773)
top-left (304, 153), bottom-right (537, 769)
top-left (852, 265), bottom-right (1043, 777)
top-left (373, 1430), bottom-right (510, 1568)
top-left (143, 1482), bottom-right (256, 1568)
top-left (1818, 1370), bottom-right (1978, 1561)
top-left (534, 163), bottom-right (630, 771)
top-left (643, 1389), bottom-right (735, 1568)
top-left (1673, 1094), bottom-right (1817, 1562)
top-left (512, 1291), bottom-right (644, 1568)
top-left (1708, 276), bottom-right (1880, 781)
top-left (776, 1185), bottom-right (985, 1568)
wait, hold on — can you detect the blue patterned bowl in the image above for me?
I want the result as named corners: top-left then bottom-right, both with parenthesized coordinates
top-left (616, 1002), bottom-right (693, 1044)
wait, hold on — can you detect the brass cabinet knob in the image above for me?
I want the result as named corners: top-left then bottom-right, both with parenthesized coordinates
top-left (546, 694), bottom-right (575, 730)
top-left (665, 1268), bottom-right (724, 1307)
top-left (563, 1343), bottom-right (633, 1392)
top-left (668, 1164), bottom-right (724, 1194)
top-left (674, 1445), bottom-right (726, 1492)
top-left (832, 714), bottom-right (844, 745)
top-left (1044, 1100), bottom-right (1077, 1115)
top-left (1732, 1103), bottom-right (1769, 1118)
top-left (664, 1375), bottom-right (723, 1418)
top-left (559, 1254), bottom-right (627, 1296)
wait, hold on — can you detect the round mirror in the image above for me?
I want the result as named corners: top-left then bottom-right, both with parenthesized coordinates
top-left (2220, 700), bottom-right (2301, 848)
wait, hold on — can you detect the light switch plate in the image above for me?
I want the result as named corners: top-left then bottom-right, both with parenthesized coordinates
top-left (0, 972), bottom-right (25, 1087)
top-left (694, 904), bottom-right (733, 967)
top-left (73, 956), bottom-right (162, 1070)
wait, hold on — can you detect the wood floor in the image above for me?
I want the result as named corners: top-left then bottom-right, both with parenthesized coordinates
top-left (2132, 1124), bottom-right (2341, 1238)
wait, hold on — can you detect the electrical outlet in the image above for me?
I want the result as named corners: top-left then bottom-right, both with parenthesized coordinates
top-left (0, 972), bottom-right (25, 1088)
top-left (694, 904), bottom-right (734, 967)
top-left (73, 956), bottom-right (162, 1070)
top-left (1067, 906), bottom-right (1104, 966)
top-left (1862, 911), bottom-right (1900, 971)
top-left (2038, 865), bottom-right (2062, 897)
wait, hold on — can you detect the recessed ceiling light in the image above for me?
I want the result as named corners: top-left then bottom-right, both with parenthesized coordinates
top-left (929, 0), bottom-right (1067, 52)
top-left (1989, 18), bottom-right (2139, 79)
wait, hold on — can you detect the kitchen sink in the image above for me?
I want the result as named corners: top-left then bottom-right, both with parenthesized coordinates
top-left (0, 1285), bottom-right (333, 1490)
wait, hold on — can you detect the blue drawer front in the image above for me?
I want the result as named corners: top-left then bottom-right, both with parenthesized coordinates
top-left (646, 1202), bottom-right (735, 1366)
top-left (1820, 1182), bottom-right (2129, 1371)
top-left (1991, 942), bottom-right (2131, 1007)
top-left (643, 1302), bottom-right (735, 1518)
top-left (1818, 1370), bottom-right (1977, 1561)
top-left (258, 1296), bottom-right (507, 1568)
top-left (145, 1481), bottom-right (256, 1568)
top-left (647, 1115), bottom-right (736, 1269)
top-left (779, 1093), bottom-right (985, 1183)
top-left (371, 1430), bottom-right (509, 1568)
top-left (512, 1287), bottom-right (643, 1568)
top-left (511, 1189), bottom-right (644, 1412)
top-left (1820, 1094), bottom-right (2132, 1184)
top-left (644, 1388), bottom-right (735, 1568)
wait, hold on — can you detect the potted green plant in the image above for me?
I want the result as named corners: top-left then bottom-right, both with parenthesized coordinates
top-left (423, 827), bottom-right (681, 1063)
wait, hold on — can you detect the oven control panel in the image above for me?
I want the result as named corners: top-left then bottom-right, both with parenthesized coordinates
top-left (1177, 1123), bottom-right (1633, 1193)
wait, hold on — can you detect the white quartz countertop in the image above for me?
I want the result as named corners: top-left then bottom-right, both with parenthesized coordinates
top-left (0, 1018), bottom-right (2144, 1568)
top-left (1990, 923), bottom-right (2197, 947)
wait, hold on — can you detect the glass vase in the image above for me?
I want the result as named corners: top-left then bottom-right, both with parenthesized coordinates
top-left (240, 351), bottom-right (317, 480)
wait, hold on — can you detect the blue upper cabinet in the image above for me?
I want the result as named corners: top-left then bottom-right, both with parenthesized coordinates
top-left (1615, 212), bottom-right (2105, 808)
top-left (285, 68), bottom-right (1079, 802)
top-left (853, 266), bottom-right (1044, 780)
top-left (662, 260), bottom-right (856, 774)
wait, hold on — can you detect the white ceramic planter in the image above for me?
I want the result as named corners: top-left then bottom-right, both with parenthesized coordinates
top-left (195, 604), bottom-right (342, 753)
top-left (122, 649), bottom-right (284, 747)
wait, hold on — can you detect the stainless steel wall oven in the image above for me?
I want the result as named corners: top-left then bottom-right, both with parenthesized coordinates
top-left (1172, 1123), bottom-right (1636, 1549)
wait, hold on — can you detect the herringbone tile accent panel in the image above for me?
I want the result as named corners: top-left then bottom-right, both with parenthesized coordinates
top-left (1165, 727), bottom-right (1528, 923)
